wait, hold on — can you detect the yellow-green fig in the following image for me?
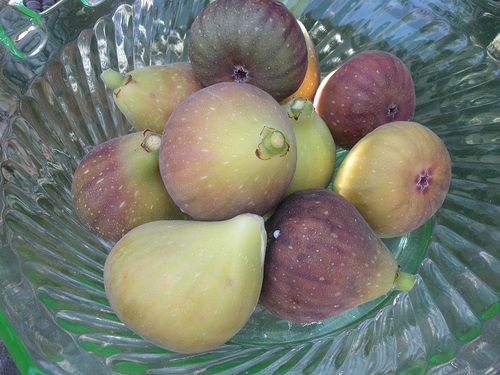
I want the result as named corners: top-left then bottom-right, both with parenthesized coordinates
top-left (103, 213), bottom-right (267, 353)
top-left (282, 97), bottom-right (336, 196)
top-left (101, 62), bottom-right (204, 133)
top-left (333, 121), bottom-right (451, 238)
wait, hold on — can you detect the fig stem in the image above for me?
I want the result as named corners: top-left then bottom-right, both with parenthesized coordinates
top-left (141, 129), bottom-right (162, 154)
top-left (394, 271), bottom-right (415, 292)
top-left (100, 69), bottom-right (125, 90)
top-left (262, 130), bottom-right (287, 156)
top-left (284, 97), bottom-right (314, 120)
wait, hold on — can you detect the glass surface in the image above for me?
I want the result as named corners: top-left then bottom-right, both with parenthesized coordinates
top-left (1, 0), bottom-right (500, 373)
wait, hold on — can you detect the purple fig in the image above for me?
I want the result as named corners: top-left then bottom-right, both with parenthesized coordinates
top-left (188, 0), bottom-right (308, 103)
top-left (260, 188), bottom-right (415, 323)
top-left (101, 62), bottom-right (204, 133)
top-left (71, 130), bottom-right (187, 243)
top-left (314, 50), bottom-right (416, 149)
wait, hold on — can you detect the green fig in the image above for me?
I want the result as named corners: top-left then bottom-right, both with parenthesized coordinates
top-left (159, 82), bottom-right (297, 221)
top-left (281, 97), bottom-right (336, 196)
top-left (260, 188), bottom-right (415, 323)
top-left (104, 213), bottom-right (267, 353)
top-left (71, 130), bottom-right (187, 243)
top-left (101, 62), bottom-right (204, 133)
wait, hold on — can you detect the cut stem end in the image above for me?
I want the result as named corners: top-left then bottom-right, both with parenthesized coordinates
top-left (394, 271), bottom-right (415, 292)
top-left (100, 69), bottom-right (125, 90)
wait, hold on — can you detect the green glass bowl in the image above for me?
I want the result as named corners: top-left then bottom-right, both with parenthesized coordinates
top-left (1, 0), bottom-right (500, 373)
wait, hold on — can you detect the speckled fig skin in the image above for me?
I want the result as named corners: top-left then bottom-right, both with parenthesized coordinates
top-left (260, 188), bottom-right (413, 323)
top-left (333, 121), bottom-right (451, 238)
top-left (101, 62), bottom-right (204, 133)
top-left (71, 130), bottom-right (187, 243)
top-left (159, 82), bottom-right (297, 221)
top-left (104, 213), bottom-right (267, 353)
top-left (188, 0), bottom-right (308, 103)
top-left (314, 50), bottom-right (415, 149)
top-left (281, 97), bottom-right (336, 196)
top-left (280, 20), bottom-right (321, 105)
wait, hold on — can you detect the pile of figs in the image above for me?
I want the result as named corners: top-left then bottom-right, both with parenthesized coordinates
top-left (71, 0), bottom-right (452, 354)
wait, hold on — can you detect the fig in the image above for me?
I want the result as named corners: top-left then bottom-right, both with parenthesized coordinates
top-left (71, 130), bottom-right (186, 243)
top-left (281, 97), bottom-right (336, 196)
top-left (188, 0), bottom-right (308, 103)
top-left (314, 50), bottom-right (416, 149)
top-left (104, 213), bottom-right (266, 353)
top-left (260, 188), bottom-right (415, 323)
top-left (280, 20), bottom-right (321, 104)
top-left (101, 62), bottom-right (204, 133)
top-left (159, 82), bottom-right (297, 221)
top-left (333, 121), bottom-right (451, 238)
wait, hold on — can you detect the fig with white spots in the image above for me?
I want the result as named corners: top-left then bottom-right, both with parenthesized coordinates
top-left (159, 82), bottom-right (297, 221)
top-left (333, 121), bottom-right (451, 238)
top-left (314, 50), bottom-right (415, 149)
top-left (71, 130), bottom-right (186, 243)
top-left (100, 62), bottom-right (204, 134)
top-left (260, 188), bottom-right (414, 323)
top-left (281, 97), bottom-right (336, 196)
top-left (104, 213), bottom-right (266, 353)
top-left (187, 0), bottom-right (308, 103)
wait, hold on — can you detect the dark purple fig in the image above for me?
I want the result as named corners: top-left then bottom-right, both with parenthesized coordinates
top-left (260, 188), bottom-right (415, 323)
top-left (314, 50), bottom-right (416, 149)
top-left (188, 0), bottom-right (308, 103)
top-left (71, 130), bottom-right (187, 243)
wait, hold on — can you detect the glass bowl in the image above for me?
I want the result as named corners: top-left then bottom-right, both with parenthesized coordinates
top-left (1, 0), bottom-right (500, 373)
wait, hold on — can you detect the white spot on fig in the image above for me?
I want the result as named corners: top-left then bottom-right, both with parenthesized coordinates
top-left (273, 230), bottom-right (280, 239)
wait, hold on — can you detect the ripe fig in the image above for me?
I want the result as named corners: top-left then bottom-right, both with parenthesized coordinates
top-left (188, 0), bottom-right (308, 103)
top-left (282, 97), bottom-right (336, 196)
top-left (333, 121), bottom-right (451, 238)
top-left (104, 213), bottom-right (266, 353)
top-left (101, 62), bottom-right (204, 133)
top-left (280, 21), bottom-right (321, 104)
top-left (159, 82), bottom-right (297, 221)
top-left (71, 130), bottom-right (186, 243)
top-left (314, 50), bottom-right (416, 149)
top-left (260, 188), bottom-right (415, 323)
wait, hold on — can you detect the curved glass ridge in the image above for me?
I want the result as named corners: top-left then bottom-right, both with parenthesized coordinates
top-left (1, 0), bottom-right (499, 374)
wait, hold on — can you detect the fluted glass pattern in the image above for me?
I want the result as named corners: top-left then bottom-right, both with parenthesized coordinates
top-left (1, 0), bottom-right (499, 373)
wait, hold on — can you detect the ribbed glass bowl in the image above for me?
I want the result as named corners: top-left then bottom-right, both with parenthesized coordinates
top-left (1, 0), bottom-right (500, 373)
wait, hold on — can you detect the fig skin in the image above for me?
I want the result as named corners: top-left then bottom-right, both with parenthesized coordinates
top-left (104, 213), bottom-right (266, 354)
top-left (333, 121), bottom-right (451, 238)
top-left (101, 62), bottom-right (204, 133)
top-left (314, 50), bottom-right (416, 149)
top-left (260, 188), bottom-right (414, 323)
top-left (159, 82), bottom-right (297, 221)
top-left (280, 21), bottom-right (321, 104)
top-left (71, 130), bottom-right (187, 243)
top-left (188, 0), bottom-right (308, 103)
top-left (281, 97), bottom-right (336, 196)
